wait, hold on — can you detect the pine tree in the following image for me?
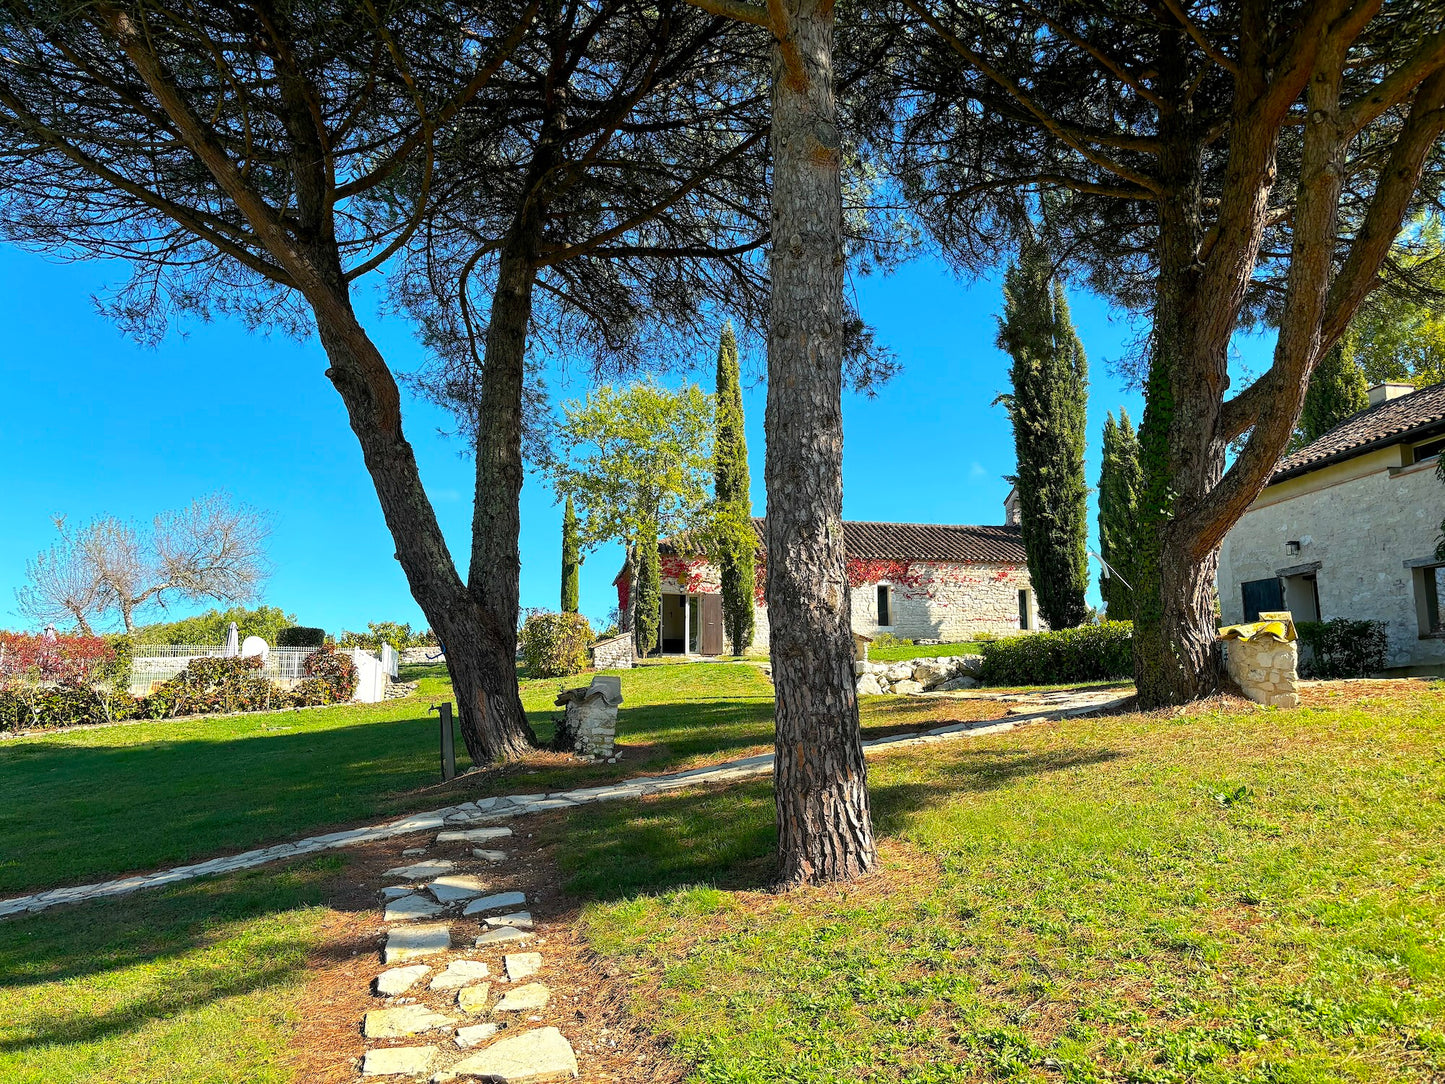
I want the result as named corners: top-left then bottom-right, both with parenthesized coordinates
top-left (713, 323), bottom-right (756, 654)
top-left (633, 524), bottom-right (661, 656)
top-left (1297, 344), bottom-right (1369, 447)
top-left (997, 231), bottom-right (1090, 630)
top-left (1098, 410), bottom-right (1143, 621)
top-left (560, 495), bottom-right (580, 613)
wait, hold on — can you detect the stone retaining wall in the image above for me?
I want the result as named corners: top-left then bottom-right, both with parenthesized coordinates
top-left (856, 654), bottom-right (983, 696)
top-left (590, 634), bottom-right (633, 670)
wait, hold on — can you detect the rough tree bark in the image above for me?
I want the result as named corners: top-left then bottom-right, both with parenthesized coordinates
top-left (765, 0), bottom-right (877, 886)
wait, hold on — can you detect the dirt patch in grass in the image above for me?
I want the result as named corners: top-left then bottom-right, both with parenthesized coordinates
top-left (291, 817), bottom-right (687, 1083)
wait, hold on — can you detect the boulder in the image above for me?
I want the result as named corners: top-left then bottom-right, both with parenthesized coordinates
top-left (910, 661), bottom-right (950, 688)
top-left (954, 654), bottom-right (985, 675)
top-left (936, 675), bottom-right (979, 691)
top-left (855, 673), bottom-right (884, 696)
top-left (892, 679), bottom-right (924, 695)
top-left (884, 663), bottom-right (914, 683)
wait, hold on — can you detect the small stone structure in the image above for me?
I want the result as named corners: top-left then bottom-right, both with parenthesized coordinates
top-left (554, 674), bottom-right (623, 759)
top-left (855, 653), bottom-right (983, 696)
top-left (590, 633), bottom-right (634, 670)
top-left (399, 646), bottom-right (445, 666)
top-left (1220, 610), bottom-right (1301, 709)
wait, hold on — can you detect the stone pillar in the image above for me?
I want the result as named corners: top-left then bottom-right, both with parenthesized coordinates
top-left (1223, 638), bottom-right (1300, 708)
top-left (555, 675), bottom-right (623, 760)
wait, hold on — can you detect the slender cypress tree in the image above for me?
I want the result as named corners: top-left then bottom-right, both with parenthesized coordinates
top-left (713, 323), bottom-right (756, 654)
top-left (1297, 345), bottom-right (1369, 447)
top-left (1098, 410), bottom-right (1143, 621)
top-left (633, 523), bottom-right (661, 657)
top-left (560, 495), bottom-right (580, 614)
top-left (997, 232), bottom-right (1090, 630)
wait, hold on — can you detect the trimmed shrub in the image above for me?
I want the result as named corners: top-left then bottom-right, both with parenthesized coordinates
top-left (979, 621), bottom-right (1133, 686)
top-left (145, 655), bottom-right (282, 718)
top-left (292, 645), bottom-right (358, 705)
top-left (520, 611), bottom-right (594, 678)
top-left (277, 626), bottom-right (326, 647)
top-left (870, 632), bottom-right (913, 649)
top-left (1297, 619), bottom-right (1388, 678)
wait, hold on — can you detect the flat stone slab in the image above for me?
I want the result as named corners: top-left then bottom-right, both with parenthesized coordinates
top-left (429, 959), bottom-right (490, 990)
top-left (472, 849), bottom-right (507, 863)
top-left (436, 827), bottom-right (513, 844)
top-left (427, 874), bottom-right (491, 903)
top-left (475, 926), bottom-right (532, 947)
top-left (457, 982), bottom-right (491, 1013)
top-left (433, 1026), bottom-right (578, 1082)
top-left (492, 982), bottom-right (550, 1013)
top-left (362, 1045), bottom-right (437, 1077)
top-left (380, 885), bottom-right (414, 901)
top-left (505, 953), bottom-right (542, 981)
top-left (384, 859), bottom-right (457, 880)
top-left (374, 964), bottom-right (430, 996)
top-left (363, 1004), bottom-right (455, 1039)
top-left (385, 892), bottom-right (446, 923)
top-left (402, 846), bottom-right (427, 856)
top-left (484, 911), bottom-right (534, 930)
top-left (461, 891), bottom-right (527, 917)
top-left (454, 1022), bottom-right (500, 1050)
top-left (383, 923), bottom-right (452, 964)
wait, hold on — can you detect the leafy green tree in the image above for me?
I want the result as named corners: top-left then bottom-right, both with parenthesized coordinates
top-left (1098, 410), bottom-right (1143, 621)
top-left (560, 496), bottom-right (581, 614)
top-left (547, 380), bottom-right (714, 657)
top-left (1346, 226), bottom-right (1445, 388)
top-left (997, 231), bottom-right (1090, 630)
top-left (712, 323), bottom-right (756, 654)
top-left (131, 606), bottom-right (297, 646)
top-left (1297, 345), bottom-right (1370, 447)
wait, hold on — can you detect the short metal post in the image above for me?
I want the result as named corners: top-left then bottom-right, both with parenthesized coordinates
top-left (431, 702), bottom-right (456, 781)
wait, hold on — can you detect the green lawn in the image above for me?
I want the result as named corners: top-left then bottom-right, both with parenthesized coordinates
top-left (866, 641), bottom-right (986, 661)
top-left (0, 856), bottom-right (340, 1083)
top-left (557, 683), bottom-right (1445, 1083)
top-left (1, 661), bottom-right (1005, 894)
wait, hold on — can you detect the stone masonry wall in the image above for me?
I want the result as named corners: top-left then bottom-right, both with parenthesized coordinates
top-left (1224, 638), bottom-right (1301, 709)
top-left (591, 634), bottom-right (633, 670)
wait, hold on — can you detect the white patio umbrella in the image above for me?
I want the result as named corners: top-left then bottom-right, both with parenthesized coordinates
top-left (223, 622), bottom-right (240, 658)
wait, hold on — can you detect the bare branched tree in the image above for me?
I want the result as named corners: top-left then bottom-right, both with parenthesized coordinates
top-left (17, 495), bottom-right (270, 634)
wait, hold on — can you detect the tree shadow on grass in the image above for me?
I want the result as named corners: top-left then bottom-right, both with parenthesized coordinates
top-left (0, 856), bottom-right (342, 1057)
top-left (555, 745), bottom-right (1126, 904)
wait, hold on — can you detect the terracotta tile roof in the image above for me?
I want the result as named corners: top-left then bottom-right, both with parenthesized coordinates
top-left (1271, 380), bottom-right (1445, 483)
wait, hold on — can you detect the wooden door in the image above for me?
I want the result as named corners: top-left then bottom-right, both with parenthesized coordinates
top-left (700, 594), bottom-right (724, 655)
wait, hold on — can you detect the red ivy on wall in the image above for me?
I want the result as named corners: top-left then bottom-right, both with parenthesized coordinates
top-left (846, 558), bottom-right (928, 590)
top-left (660, 556), bottom-right (716, 595)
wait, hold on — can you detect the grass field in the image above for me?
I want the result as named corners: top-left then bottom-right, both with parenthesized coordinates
top-left (865, 641), bottom-right (987, 661)
top-left (0, 662), bottom-right (1008, 893)
top-left (559, 682), bottom-right (1445, 1083)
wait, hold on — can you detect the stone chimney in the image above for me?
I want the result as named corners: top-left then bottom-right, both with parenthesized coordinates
top-left (1367, 382), bottom-right (1414, 406)
top-left (1004, 486), bottom-right (1021, 526)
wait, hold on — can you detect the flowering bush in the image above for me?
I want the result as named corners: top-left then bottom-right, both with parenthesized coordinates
top-left (144, 655), bottom-right (282, 718)
top-left (0, 632), bottom-right (132, 729)
top-left (519, 611), bottom-right (595, 677)
top-left (292, 645), bottom-right (358, 705)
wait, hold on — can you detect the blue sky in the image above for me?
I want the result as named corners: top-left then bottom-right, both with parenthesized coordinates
top-left (0, 245), bottom-right (1266, 636)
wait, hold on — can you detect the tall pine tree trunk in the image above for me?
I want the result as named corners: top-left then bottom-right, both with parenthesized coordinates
top-left (766, 0), bottom-right (876, 887)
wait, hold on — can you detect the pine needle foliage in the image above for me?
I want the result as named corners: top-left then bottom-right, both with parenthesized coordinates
top-left (1098, 410), bottom-right (1143, 621)
top-left (712, 323), bottom-right (755, 654)
top-left (997, 232), bottom-right (1090, 630)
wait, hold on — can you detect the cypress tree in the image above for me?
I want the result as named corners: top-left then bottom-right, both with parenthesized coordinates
top-left (633, 524), bottom-right (661, 656)
top-left (713, 322), bottom-right (755, 654)
top-left (560, 495), bottom-right (580, 613)
top-left (1098, 409), bottom-right (1143, 621)
top-left (997, 232), bottom-right (1090, 630)
top-left (1297, 344), bottom-right (1369, 447)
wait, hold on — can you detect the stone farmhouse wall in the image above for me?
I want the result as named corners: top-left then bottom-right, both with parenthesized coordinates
top-left (1218, 445), bottom-right (1445, 671)
top-left (659, 557), bottom-right (1034, 653)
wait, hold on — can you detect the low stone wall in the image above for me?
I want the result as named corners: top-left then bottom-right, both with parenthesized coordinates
top-left (591, 634), bottom-right (633, 670)
top-left (856, 654), bottom-right (983, 696)
top-left (399, 647), bottom-right (444, 666)
top-left (1224, 638), bottom-right (1300, 708)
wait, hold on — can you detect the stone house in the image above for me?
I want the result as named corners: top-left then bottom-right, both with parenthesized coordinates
top-left (615, 501), bottom-right (1039, 656)
top-left (1217, 380), bottom-right (1445, 674)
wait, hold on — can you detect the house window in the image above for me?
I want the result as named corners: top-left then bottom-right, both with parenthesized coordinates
top-left (1415, 564), bottom-right (1445, 637)
top-left (1018, 588), bottom-right (1031, 630)
top-left (1411, 436), bottom-right (1445, 464)
top-left (876, 584), bottom-right (892, 627)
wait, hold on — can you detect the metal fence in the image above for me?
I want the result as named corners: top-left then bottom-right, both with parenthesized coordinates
top-left (128, 644), bottom-right (322, 694)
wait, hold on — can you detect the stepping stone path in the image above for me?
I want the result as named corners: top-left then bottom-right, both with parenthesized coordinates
top-left (462, 891), bottom-right (527, 917)
top-left (385, 893), bottom-right (446, 923)
top-left (434, 1027), bottom-right (578, 1083)
top-left (360, 825), bottom-right (579, 1081)
top-left (375, 964), bottom-right (430, 996)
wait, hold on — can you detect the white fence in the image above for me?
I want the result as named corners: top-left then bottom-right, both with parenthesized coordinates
top-left (128, 644), bottom-right (325, 694)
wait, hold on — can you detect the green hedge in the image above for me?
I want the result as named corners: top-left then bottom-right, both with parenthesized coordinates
top-left (1296, 619), bottom-right (1388, 678)
top-left (979, 621), bottom-right (1134, 686)
top-left (277, 626), bottom-right (326, 647)
top-left (519, 611), bottom-right (594, 678)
